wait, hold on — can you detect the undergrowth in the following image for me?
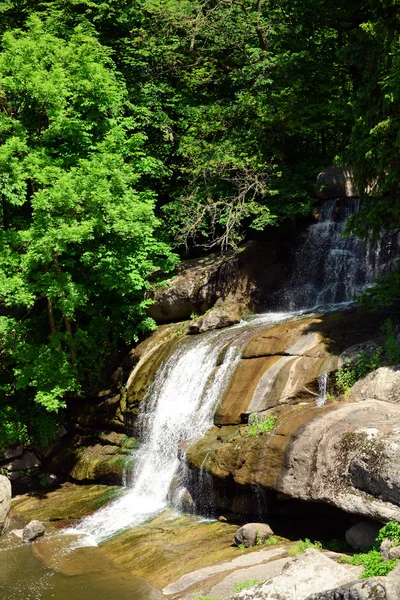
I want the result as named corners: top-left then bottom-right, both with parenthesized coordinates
top-left (248, 414), bottom-right (277, 437)
top-left (335, 318), bottom-right (400, 394)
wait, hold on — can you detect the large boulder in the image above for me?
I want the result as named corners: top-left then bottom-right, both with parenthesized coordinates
top-left (315, 166), bottom-right (358, 200)
top-left (147, 241), bottom-right (282, 324)
top-left (345, 522), bottom-right (381, 550)
top-left (305, 564), bottom-right (400, 600)
top-left (0, 475), bottom-right (11, 534)
top-left (187, 399), bottom-right (400, 522)
top-left (232, 549), bottom-right (361, 599)
top-left (351, 366), bottom-right (400, 404)
top-left (233, 523), bottom-right (274, 547)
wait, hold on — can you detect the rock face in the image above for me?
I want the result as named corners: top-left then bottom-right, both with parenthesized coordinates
top-left (345, 522), bottom-right (380, 550)
top-left (22, 520), bottom-right (45, 543)
top-left (48, 431), bottom-right (137, 485)
top-left (233, 523), bottom-right (274, 547)
top-left (232, 549), bottom-right (360, 600)
top-left (182, 310), bottom-right (400, 522)
top-left (351, 366), bottom-right (400, 404)
top-left (147, 241), bottom-right (284, 324)
top-left (0, 475), bottom-right (11, 534)
top-left (315, 166), bottom-right (358, 199)
top-left (380, 540), bottom-right (400, 561)
top-left (305, 564), bottom-right (400, 600)
top-left (187, 398), bottom-right (400, 522)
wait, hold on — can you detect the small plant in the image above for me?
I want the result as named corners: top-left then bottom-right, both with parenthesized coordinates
top-left (335, 347), bottom-right (383, 394)
top-left (190, 312), bottom-right (200, 320)
top-left (237, 543), bottom-right (245, 550)
top-left (288, 538), bottom-right (323, 555)
top-left (232, 579), bottom-right (260, 593)
top-left (264, 535), bottom-right (278, 546)
top-left (248, 414), bottom-right (277, 437)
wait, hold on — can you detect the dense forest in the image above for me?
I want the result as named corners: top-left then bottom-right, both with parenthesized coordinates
top-left (0, 0), bottom-right (399, 449)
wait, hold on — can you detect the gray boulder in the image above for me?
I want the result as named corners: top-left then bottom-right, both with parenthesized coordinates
top-left (315, 166), bottom-right (358, 199)
top-left (22, 520), bottom-right (45, 543)
top-left (351, 366), bottom-right (400, 404)
top-left (305, 566), bottom-right (400, 599)
top-left (0, 475), bottom-right (11, 534)
top-left (345, 522), bottom-right (381, 550)
top-left (233, 523), bottom-right (274, 548)
top-left (380, 539), bottom-right (400, 561)
top-left (232, 549), bottom-right (361, 599)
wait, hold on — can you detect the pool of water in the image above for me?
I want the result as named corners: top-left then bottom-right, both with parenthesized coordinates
top-left (0, 539), bottom-right (163, 600)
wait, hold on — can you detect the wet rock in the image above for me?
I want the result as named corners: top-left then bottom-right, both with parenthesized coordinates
top-left (351, 366), bottom-right (400, 404)
top-left (232, 549), bottom-right (360, 599)
top-left (48, 436), bottom-right (135, 485)
top-left (233, 523), bottom-right (274, 547)
top-left (0, 475), bottom-right (11, 534)
top-left (22, 520), bottom-right (45, 543)
top-left (10, 529), bottom-right (23, 540)
top-left (345, 522), bottom-right (381, 550)
top-left (315, 166), bottom-right (358, 200)
top-left (189, 303), bottom-right (243, 334)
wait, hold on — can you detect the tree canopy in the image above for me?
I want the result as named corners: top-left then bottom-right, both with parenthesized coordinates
top-left (0, 0), bottom-right (399, 447)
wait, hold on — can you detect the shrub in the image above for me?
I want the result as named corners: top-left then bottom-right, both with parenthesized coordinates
top-left (340, 549), bottom-right (398, 578)
top-left (288, 538), bottom-right (323, 555)
top-left (248, 414), bottom-right (277, 437)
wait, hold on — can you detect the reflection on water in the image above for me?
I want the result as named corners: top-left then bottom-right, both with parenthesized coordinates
top-left (0, 540), bottom-right (162, 600)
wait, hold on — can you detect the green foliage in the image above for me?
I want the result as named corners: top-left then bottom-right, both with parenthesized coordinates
top-left (340, 521), bottom-right (400, 579)
top-left (340, 550), bottom-right (398, 579)
top-left (233, 579), bottom-right (260, 593)
top-left (288, 538), bottom-right (323, 555)
top-left (381, 319), bottom-right (400, 365)
top-left (248, 414), bottom-right (277, 437)
top-left (376, 521), bottom-right (400, 546)
top-left (264, 536), bottom-right (279, 546)
top-left (0, 14), bottom-right (176, 446)
top-left (335, 347), bottom-right (384, 394)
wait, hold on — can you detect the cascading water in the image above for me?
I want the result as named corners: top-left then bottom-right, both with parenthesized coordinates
top-left (316, 373), bottom-right (328, 407)
top-left (68, 198), bottom-right (399, 544)
top-left (68, 330), bottom-right (244, 544)
top-left (285, 198), bottom-right (400, 310)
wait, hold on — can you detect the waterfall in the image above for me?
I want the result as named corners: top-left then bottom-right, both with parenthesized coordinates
top-left (67, 199), bottom-right (399, 544)
top-left (67, 330), bottom-right (244, 544)
top-left (316, 373), bottom-right (328, 407)
top-left (285, 198), bottom-right (400, 310)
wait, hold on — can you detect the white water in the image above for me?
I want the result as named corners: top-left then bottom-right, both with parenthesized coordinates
top-left (66, 327), bottom-right (251, 544)
top-left (66, 199), bottom-right (400, 545)
top-left (316, 373), bottom-right (328, 407)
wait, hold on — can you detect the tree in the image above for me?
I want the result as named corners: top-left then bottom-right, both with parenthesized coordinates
top-left (0, 16), bottom-right (176, 447)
